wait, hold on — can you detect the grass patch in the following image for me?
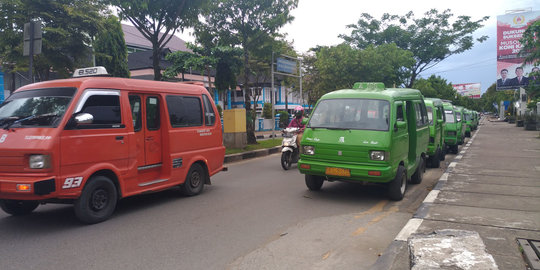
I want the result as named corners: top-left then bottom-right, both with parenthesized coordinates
top-left (225, 138), bottom-right (282, 155)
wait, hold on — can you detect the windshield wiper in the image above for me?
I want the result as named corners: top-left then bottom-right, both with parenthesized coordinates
top-left (2, 114), bottom-right (58, 130)
top-left (326, 127), bottom-right (351, 130)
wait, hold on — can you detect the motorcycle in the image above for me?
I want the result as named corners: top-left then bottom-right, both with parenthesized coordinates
top-left (281, 127), bottom-right (300, 170)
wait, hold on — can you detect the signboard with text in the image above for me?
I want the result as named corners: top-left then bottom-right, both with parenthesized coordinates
top-left (453, 83), bottom-right (481, 99)
top-left (496, 10), bottom-right (540, 90)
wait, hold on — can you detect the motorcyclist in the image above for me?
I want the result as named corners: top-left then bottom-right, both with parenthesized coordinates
top-left (287, 106), bottom-right (305, 146)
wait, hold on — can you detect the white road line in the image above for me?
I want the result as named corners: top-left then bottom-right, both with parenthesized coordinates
top-left (423, 190), bottom-right (440, 203)
top-left (395, 218), bottom-right (424, 241)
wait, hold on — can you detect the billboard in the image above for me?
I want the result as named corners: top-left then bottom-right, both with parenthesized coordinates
top-left (453, 83), bottom-right (481, 99)
top-left (496, 10), bottom-right (540, 90)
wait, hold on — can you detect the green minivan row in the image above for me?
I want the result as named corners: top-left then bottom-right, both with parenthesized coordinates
top-left (298, 82), bottom-right (429, 201)
top-left (297, 82), bottom-right (480, 201)
top-left (424, 98), bottom-right (446, 168)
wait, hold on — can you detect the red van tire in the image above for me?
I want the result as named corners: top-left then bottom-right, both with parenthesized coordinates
top-left (388, 165), bottom-right (406, 201)
top-left (305, 175), bottom-right (324, 191)
top-left (0, 200), bottom-right (39, 216)
top-left (74, 176), bottom-right (118, 224)
top-left (180, 164), bottom-right (205, 196)
top-left (410, 158), bottom-right (425, 184)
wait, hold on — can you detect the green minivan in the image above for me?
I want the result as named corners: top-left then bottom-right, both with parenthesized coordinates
top-left (454, 106), bottom-right (466, 144)
top-left (298, 82), bottom-right (429, 201)
top-left (443, 102), bottom-right (459, 154)
top-left (424, 98), bottom-right (446, 168)
top-left (463, 109), bottom-right (473, 137)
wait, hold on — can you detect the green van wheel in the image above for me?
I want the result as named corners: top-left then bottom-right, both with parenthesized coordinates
top-left (388, 165), bottom-right (406, 201)
top-left (305, 175), bottom-right (324, 191)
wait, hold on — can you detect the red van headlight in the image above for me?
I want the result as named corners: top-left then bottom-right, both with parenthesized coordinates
top-left (29, 154), bottom-right (51, 169)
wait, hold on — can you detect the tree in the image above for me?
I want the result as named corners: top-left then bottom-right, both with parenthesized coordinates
top-left (0, 0), bottom-right (108, 82)
top-left (94, 16), bottom-right (130, 78)
top-left (520, 20), bottom-right (540, 103)
top-left (302, 43), bottom-right (414, 106)
top-left (198, 0), bottom-right (299, 143)
top-left (163, 50), bottom-right (193, 81)
top-left (109, 0), bottom-right (208, 81)
top-left (413, 75), bottom-right (457, 101)
top-left (340, 9), bottom-right (489, 87)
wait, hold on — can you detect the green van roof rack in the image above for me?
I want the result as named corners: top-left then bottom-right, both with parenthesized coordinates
top-left (352, 82), bottom-right (385, 90)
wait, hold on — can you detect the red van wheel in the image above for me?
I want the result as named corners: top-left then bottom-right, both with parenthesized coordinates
top-left (180, 164), bottom-right (205, 196)
top-left (0, 200), bottom-right (39, 216)
top-left (74, 176), bottom-right (118, 224)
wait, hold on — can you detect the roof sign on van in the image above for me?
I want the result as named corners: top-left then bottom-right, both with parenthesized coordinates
top-left (73, 66), bottom-right (109, 78)
top-left (353, 82), bottom-right (385, 91)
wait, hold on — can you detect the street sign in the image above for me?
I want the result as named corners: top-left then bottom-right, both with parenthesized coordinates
top-left (23, 22), bottom-right (42, 56)
top-left (276, 57), bottom-right (297, 74)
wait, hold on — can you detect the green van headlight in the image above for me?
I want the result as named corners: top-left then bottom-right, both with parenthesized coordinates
top-left (370, 151), bottom-right (386, 161)
top-left (303, 146), bottom-right (315, 155)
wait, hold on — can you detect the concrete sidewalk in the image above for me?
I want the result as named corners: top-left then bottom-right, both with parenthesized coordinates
top-left (372, 118), bottom-right (540, 269)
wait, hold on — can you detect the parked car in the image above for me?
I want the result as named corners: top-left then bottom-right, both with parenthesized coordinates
top-left (298, 82), bottom-right (429, 201)
top-left (442, 102), bottom-right (460, 154)
top-left (424, 98), bottom-right (446, 167)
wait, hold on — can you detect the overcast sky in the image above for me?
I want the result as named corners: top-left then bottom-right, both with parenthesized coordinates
top-left (178, 0), bottom-right (538, 93)
top-left (278, 0), bottom-right (539, 93)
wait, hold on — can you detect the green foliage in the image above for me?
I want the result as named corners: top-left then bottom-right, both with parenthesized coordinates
top-left (413, 75), bottom-right (457, 100)
top-left (263, 103), bottom-right (273, 119)
top-left (109, 0), bottom-right (208, 81)
top-left (340, 9), bottom-right (489, 87)
top-left (0, 0), bottom-right (109, 80)
top-left (520, 20), bottom-right (540, 66)
top-left (197, 0), bottom-right (299, 143)
top-left (163, 50), bottom-right (193, 80)
top-left (278, 111), bottom-right (289, 128)
top-left (302, 43), bottom-right (414, 107)
top-left (216, 104), bottom-right (223, 118)
top-left (94, 16), bottom-right (130, 78)
top-left (520, 21), bottom-right (540, 102)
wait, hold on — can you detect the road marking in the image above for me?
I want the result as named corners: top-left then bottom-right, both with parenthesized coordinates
top-left (322, 251), bottom-right (331, 260)
top-left (395, 218), bottom-right (423, 241)
top-left (423, 190), bottom-right (440, 203)
top-left (455, 155), bottom-right (463, 159)
top-left (449, 162), bottom-right (457, 168)
top-left (354, 200), bottom-right (388, 219)
top-left (439, 172), bottom-right (449, 181)
top-left (353, 206), bottom-right (398, 236)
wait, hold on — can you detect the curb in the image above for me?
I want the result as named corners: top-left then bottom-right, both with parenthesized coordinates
top-left (224, 146), bottom-right (281, 164)
top-left (369, 118), bottom-right (484, 270)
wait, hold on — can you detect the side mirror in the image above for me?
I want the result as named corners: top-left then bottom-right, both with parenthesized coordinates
top-left (394, 121), bottom-right (406, 131)
top-left (75, 113), bottom-right (93, 124)
top-left (65, 113), bottom-right (93, 130)
top-left (301, 118), bottom-right (308, 125)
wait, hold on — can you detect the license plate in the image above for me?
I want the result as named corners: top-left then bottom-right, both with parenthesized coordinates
top-left (325, 167), bottom-right (351, 177)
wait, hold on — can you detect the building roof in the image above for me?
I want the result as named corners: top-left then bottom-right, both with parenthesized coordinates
top-left (127, 49), bottom-right (173, 70)
top-left (122, 24), bottom-right (190, 52)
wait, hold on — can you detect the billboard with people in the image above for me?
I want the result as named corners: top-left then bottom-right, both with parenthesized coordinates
top-left (496, 10), bottom-right (540, 90)
top-left (452, 83), bottom-right (481, 99)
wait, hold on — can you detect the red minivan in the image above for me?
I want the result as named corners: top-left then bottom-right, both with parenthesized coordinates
top-left (0, 67), bottom-right (226, 223)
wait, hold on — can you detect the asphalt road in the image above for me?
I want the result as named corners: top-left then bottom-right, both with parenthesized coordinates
top-left (0, 151), bottom-right (453, 270)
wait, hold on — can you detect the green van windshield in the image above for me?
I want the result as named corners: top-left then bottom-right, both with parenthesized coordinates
top-left (445, 110), bottom-right (455, 123)
top-left (308, 98), bottom-right (390, 131)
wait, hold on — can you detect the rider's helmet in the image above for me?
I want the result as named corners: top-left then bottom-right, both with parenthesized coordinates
top-left (293, 106), bottom-right (304, 119)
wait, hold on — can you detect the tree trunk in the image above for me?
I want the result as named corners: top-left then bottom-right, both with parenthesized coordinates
top-left (152, 46), bottom-right (162, 81)
top-left (243, 47), bottom-right (257, 144)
